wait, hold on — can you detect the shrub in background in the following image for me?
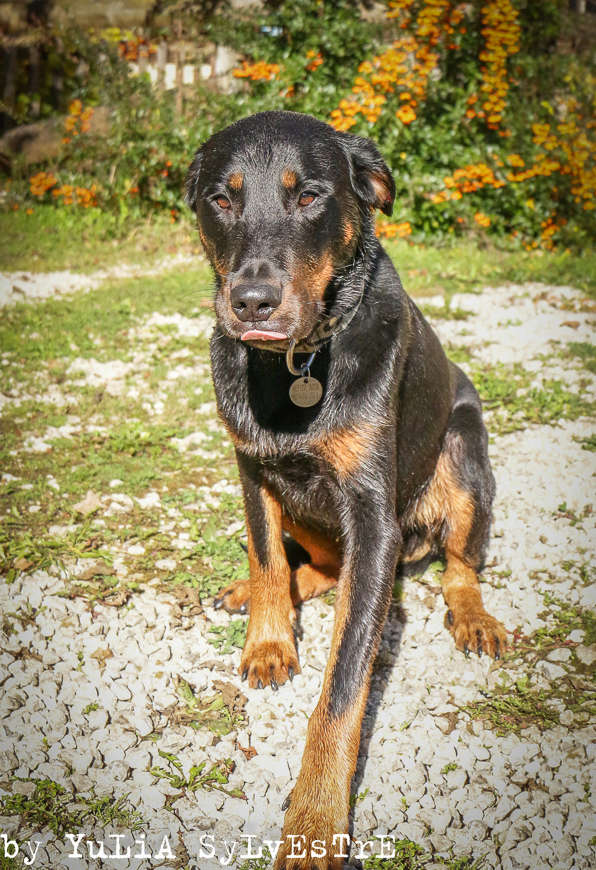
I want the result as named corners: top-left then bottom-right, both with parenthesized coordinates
top-left (4, 0), bottom-right (594, 251)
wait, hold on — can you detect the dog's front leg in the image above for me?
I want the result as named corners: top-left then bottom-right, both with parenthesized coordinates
top-left (274, 486), bottom-right (400, 870)
top-left (236, 452), bottom-right (300, 689)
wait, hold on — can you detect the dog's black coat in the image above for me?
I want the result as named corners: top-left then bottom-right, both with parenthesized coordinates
top-left (186, 110), bottom-right (501, 867)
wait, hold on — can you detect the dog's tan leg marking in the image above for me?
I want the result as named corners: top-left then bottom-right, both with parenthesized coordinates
top-left (239, 486), bottom-right (299, 689)
top-left (274, 564), bottom-right (372, 870)
top-left (284, 517), bottom-right (340, 603)
top-left (414, 448), bottom-right (507, 658)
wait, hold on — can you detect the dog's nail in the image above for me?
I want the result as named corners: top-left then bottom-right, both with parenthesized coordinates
top-left (281, 794), bottom-right (291, 811)
top-left (495, 638), bottom-right (501, 660)
top-left (288, 667), bottom-right (294, 681)
top-left (213, 597), bottom-right (223, 610)
top-left (447, 609), bottom-right (454, 626)
top-left (257, 679), bottom-right (263, 690)
top-left (239, 603), bottom-right (247, 614)
top-left (464, 645), bottom-right (470, 658)
top-left (477, 630), bottom-right (482, 657)
top-left (241, 668), bottom-right (248, 681)
top-left (271, 679), bottom-right (278, 691)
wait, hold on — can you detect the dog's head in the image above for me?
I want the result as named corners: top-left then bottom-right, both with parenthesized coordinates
top-left (186, 111), bottom-right (395, 346)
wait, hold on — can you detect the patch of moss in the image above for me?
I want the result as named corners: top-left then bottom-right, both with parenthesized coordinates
top-left (471, 362), bottom-right (594, 434)
top-left (463, 676), bottom-right (559, 735)
top-left (0, 778), bottom-right (144, 839)
top-left (565, 341), bottom-right (596, 374)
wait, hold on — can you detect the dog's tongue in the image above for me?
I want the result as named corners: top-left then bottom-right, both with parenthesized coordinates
top-left (241, 330), bottom-right (288, 341)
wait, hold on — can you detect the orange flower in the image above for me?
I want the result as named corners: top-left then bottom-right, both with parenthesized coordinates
top-left (233, 61), bottom-right (280, 81)
top-left (396, 104), bottom-right (416, 125)
top-left (306, 50), bottom-right (323, 71)
top-left (376, 220), bottom-right (412, 239)
top-left (474, 212), bottom-right (491, 228)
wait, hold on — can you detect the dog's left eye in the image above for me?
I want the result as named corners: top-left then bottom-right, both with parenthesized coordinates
top-left (298, 191), bottom-right (317, 207)
top-left (214, 195), bottom-right (231, 210)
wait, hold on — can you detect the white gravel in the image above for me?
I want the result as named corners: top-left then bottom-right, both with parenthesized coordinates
top-left (0, 273), bottom-right (594, 869)
top-left (0, 254), bottom-right (198, 308)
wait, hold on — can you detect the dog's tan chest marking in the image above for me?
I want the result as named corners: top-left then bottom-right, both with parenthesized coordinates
top-left (313, 422), bottom-right (378, 479)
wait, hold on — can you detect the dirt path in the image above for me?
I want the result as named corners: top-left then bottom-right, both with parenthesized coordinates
top-left (0, 267), bottom-right (594, 869)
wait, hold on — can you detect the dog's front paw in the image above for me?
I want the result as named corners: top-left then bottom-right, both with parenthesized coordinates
top-left (273, 801), bottom-right (349, 870)
top-left (240, 636), bottom-right (300, 689)
top-left (446, 605), bottom-right (507, 659)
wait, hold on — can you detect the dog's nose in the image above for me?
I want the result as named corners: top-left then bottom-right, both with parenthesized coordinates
top-left (230, 283), bottom-right (282, 322)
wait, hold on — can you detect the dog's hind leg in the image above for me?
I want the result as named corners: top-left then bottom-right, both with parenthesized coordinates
top-left (284, 517), bottom-right (340, 603)
top-left (214, 518), bottom-right (339, 613)
top-left (413, 372), bottom-right (507, 658)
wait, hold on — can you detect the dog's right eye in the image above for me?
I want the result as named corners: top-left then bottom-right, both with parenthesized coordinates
top-left (298, 191), bottom-right (317, 207)
top-left (214, 195), bottom-right (231, 210)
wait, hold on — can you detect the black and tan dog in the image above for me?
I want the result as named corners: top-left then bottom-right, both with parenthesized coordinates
top-left (186, 110), bottom-right (507, 869)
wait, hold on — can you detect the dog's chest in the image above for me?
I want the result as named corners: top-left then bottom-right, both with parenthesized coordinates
top-left (260, 453), bottom-right (342, 535)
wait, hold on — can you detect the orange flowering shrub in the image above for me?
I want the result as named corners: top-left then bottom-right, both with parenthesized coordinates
top-left (63, 100), bottom-right (94, 145)
top-left (117, 36), bottom-right (156, 63)
top-left (30, 172), bottom-right (58, 197)
top-left (305, 50), bottom-right (323, 72)
top-left (330, 1), bottom-right (446, 132)
top-left (376, 220), bottom-right (413, 239)
top-left (474, 0), bottom-right (520, 130)
top-left (51, 183), bottom-right (98, 207)
top-left (9, 0), bottom-right (592, 249)
top-left (474, 212), bottom-right (491, 228)
top-left (325, 1), bottom-right (593, 248)
top-left (233, 61), bottom-right (280, 81)
top-left (28, 171), bottom-right (97, 208)
top-left (330, 0), bottom-right (471, 133)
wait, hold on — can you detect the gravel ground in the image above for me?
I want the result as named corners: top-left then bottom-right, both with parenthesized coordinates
top-left (0, 267), bottom-right (594, 870)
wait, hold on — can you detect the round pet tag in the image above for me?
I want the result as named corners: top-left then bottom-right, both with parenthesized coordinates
top-left (289, 375), bottom-right (323, 408)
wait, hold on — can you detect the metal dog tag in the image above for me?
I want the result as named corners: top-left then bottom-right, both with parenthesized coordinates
top-left (289, 375), bottom-right (323, 408)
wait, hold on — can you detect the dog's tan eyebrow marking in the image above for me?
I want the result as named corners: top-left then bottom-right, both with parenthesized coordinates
top-left (227, 172), bottom-right (244, 191)
top-left (281, 169), bottom-right (297, 189)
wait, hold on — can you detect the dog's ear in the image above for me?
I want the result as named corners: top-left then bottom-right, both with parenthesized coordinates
top-left (185, 148), bottom-right (203, 212)
top-left (338, 133), bottom-right (395, 216)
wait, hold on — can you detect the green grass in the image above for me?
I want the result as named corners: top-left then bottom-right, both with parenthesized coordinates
top-left (383, 237), bottom-right (596, 299)
top-left (3, 208), bottom-right (595, 299)
top-left (149, 752), bottom-right (245, 799)
top-left (235, 841), bottom-right (482, 870)
top-left (539, 592), bottom-right (596, 647)
top-left (0, 266), bottom-right (212, 370)
top-left (362, 841), bottom-right (483, 869)
top-left (1, 206), bottom-right (201, 273)
top-left (208, 618), bottom-right (248, 654)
